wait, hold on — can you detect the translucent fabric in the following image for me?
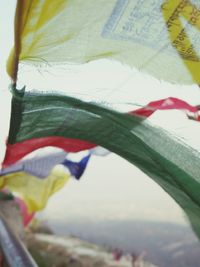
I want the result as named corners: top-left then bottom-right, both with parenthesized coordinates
top-left (7, 0), bottom-right (200, 84)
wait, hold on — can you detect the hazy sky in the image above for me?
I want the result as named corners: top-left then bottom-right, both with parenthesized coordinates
top-left (2, 1), bottom-right (200, 227)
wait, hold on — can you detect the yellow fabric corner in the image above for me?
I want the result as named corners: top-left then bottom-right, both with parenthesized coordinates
top-left (162, 0), bottom-right (200, 84)
top-left (7, 0), bottom-right (69, 80)
top-left (7, 0), bottom-right (32, 81)
top-left (0, 167), bottom-right (70, 212)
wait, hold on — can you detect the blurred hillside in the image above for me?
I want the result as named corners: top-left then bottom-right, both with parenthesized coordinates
top-left (27, 232), bottom-right (158, 267)
top-left (47, 219), bottom-right (200, 267)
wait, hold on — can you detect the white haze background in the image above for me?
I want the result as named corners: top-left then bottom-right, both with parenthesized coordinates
top-left (1, 1), bottom-right (200, 229)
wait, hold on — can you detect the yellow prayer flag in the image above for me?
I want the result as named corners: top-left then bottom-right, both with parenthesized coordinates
top-left (0, 167), bottom-right (70, 212)
top-left (7, 0), bottom-right (200, 84)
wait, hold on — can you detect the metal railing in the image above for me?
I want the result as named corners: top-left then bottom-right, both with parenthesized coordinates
top-left (0, 217), bottom-right (38, 267)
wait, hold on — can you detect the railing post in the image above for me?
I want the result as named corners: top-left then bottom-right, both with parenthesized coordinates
top-left (0, 217), bottom-right (38, 267)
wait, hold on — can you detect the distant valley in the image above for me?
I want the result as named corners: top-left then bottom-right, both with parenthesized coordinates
top-left (47, 219), bottom-right (200, 267)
